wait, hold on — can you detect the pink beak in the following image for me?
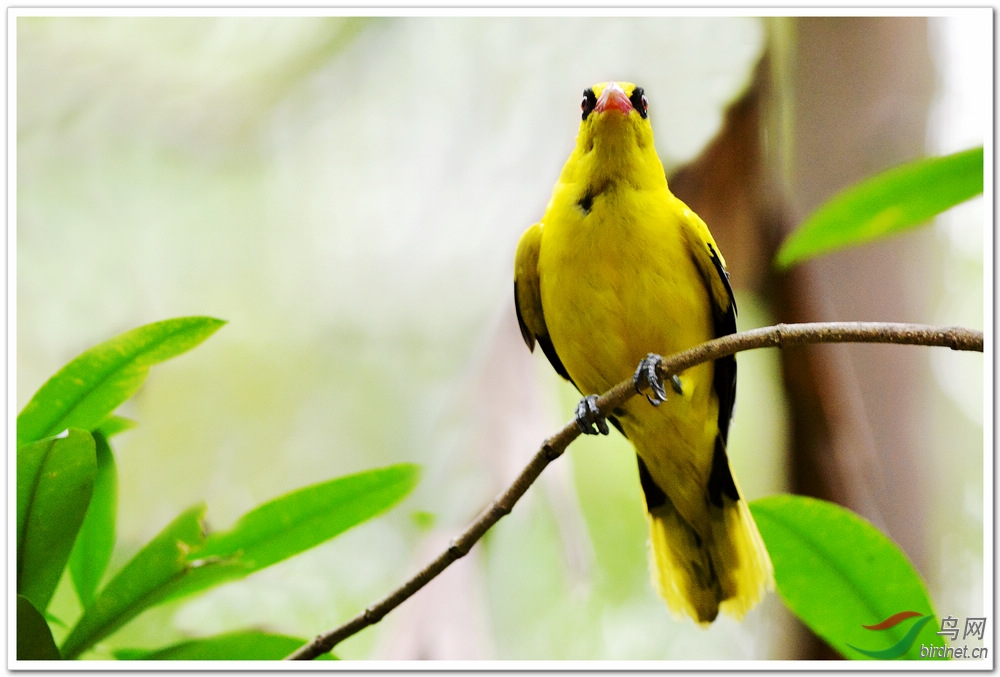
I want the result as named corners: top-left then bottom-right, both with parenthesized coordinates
top-left (594, 81), bottom-right (633, 115)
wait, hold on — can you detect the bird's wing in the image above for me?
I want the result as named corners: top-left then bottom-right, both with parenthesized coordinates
top-left (514, 222), bottom-right (573, 383)
top-left (679, 206), bottom-right (738, 444)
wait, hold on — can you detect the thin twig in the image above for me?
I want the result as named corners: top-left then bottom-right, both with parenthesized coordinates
top-left (286, 321), bottom-right (983, 659)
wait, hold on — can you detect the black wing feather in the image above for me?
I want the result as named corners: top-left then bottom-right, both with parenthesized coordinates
top-left (705, 243), bottom-right (740, 507)
top-left (706, 243), bottom-right (737, 443)
top-left (514, 280), bottom-right (575, 386)
top-left (537, 334), bottom-right (573, 384)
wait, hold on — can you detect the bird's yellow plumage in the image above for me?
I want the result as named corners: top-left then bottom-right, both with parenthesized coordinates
top-left (514, 81), bottom-right (772, 624)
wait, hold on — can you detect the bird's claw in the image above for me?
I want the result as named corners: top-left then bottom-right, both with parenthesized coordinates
top-left (633, 353), bottom-right (682, 406)
top-left (670, 374), bottom-right (683, 395)
top-left (575, 395), bottom-right (609, 435)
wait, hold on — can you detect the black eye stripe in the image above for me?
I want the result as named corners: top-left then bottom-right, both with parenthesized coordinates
top-left (629, 86), bottom-right (648, 119)
top-left (581, 88), bottom-right (597, 120)
top-left (581, 85), bottom-right (646, 120)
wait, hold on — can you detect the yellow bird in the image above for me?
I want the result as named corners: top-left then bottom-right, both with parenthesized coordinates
top-left (514, 81), bottom-right (772, 624)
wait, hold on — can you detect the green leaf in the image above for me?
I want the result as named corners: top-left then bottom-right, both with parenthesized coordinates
top-left (17, 430), bottom-right (97, 613)
top-left (60, 464), bottom-right (419, 657)
top-left (94, 414), bottom-right (137, 439)
top-left (17, 316), bottom-right (226, 446)
top-left (776, 146), bottom-right (983, 268)
top-left (113, 631), bottom-right (335, 660)
top-left (59, 504), bottom-right (244, 659)
top-left (169, 463), bottom-right (421, 601)
top-left (751, 495), bottom-right (945, 659)
top-left (69, 430), bottom-right (119, 608)
top-left (17, 595), bottom-right (61, 660)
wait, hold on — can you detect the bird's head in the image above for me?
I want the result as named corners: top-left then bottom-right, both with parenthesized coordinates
top-left (581, 81), bottom-right (647, 122)
top-left (568, 81), bottom-right (663, 190)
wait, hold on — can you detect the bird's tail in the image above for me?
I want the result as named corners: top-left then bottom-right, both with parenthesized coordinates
top-left (643, 464), bottom-right (772, 625)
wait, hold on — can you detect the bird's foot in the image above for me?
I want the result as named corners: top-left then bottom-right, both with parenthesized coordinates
top-left (633, 353), bottom-right (682, 406)
top-left (575, 395), bottom-right (609, 435)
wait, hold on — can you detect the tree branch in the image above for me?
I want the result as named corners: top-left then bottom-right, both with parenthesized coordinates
top-left (286, 321), bottom-right (982, 660)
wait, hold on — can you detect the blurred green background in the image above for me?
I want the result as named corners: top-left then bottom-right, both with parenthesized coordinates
top-left (16, 15), bottom-right (986, 660)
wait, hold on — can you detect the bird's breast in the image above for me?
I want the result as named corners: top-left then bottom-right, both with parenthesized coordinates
top-left (537, 185), bottom-right (714, 396)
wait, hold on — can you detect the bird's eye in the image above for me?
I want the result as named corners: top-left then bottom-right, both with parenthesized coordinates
top-left (629, 86), bottom-right (649, 119)
top-left (581, 88), bottom-right (597, 120)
